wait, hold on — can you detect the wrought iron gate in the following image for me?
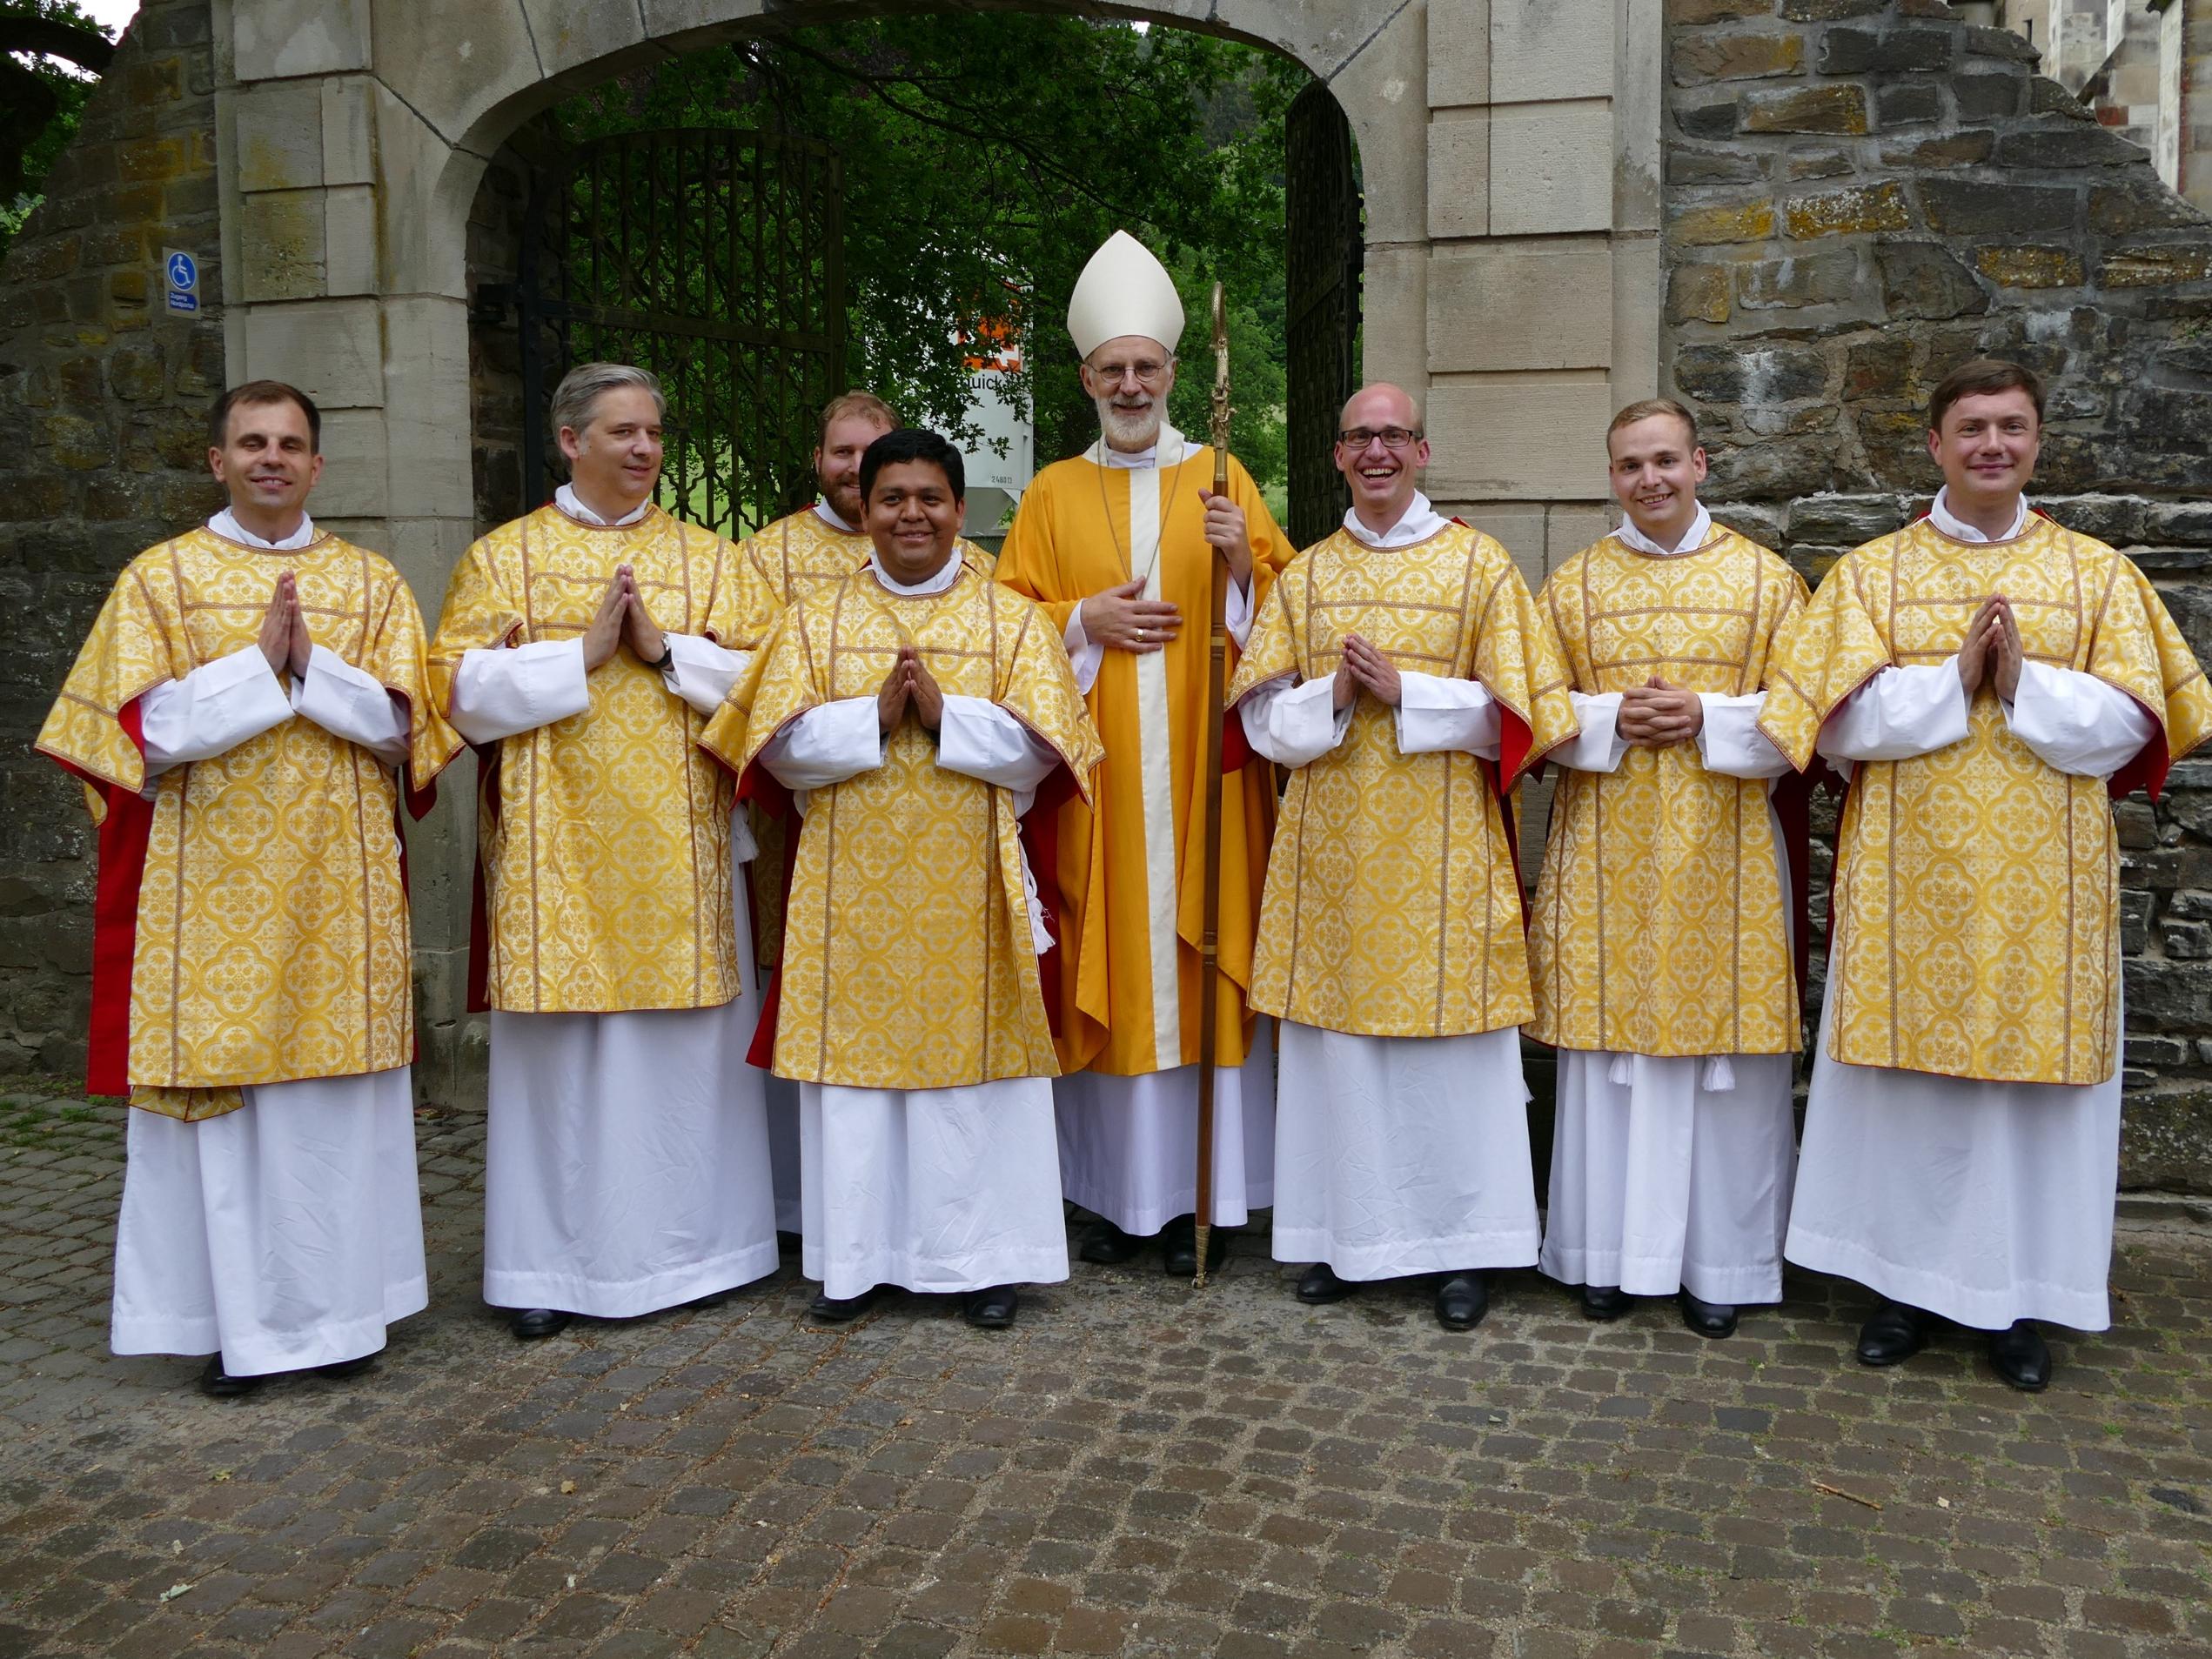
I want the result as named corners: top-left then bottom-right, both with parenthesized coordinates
top-left (518, 127), bottom-right (847, 537)
top-left (1284, 83), bottom-right (1364, 552)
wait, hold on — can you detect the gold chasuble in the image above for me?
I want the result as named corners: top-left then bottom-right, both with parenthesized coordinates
top-left (1226, 522), bottom-right (1578, 1037)
top-left (709, 555), bottom-right (1105, 1089)
top-left (734, 507), bottom-right (994, 969)
top-left (37, 528), bottom-right (461, 1120)
top-left (995, 434), bottom-right (1290, 1074)
top-left (1528, 528), bottom-right (1810, 1058)
top-left (1761, 514), bottom-right (2211, 1086)
top-left (428, 503), bottom-right (781, 1013)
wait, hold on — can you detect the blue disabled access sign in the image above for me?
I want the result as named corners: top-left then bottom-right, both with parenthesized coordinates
top-left (164, 249), bottom-right (198, 313)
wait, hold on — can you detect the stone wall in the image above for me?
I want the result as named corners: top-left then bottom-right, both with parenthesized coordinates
top-left (0, 0), bottom-right (221, 1080)
top-left (1661, 0), bottom-right (2212, 1190)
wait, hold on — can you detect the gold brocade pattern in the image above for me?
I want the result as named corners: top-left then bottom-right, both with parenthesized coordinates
top-left (729, 556), bottom-right (1104, 1090)
top-left (1226, 524), bottom-right (1577, 1039)
top-left (428, 504), bottom-right (780, 1013)
top-left (1761, 516), bottom-right (2212, 1085)
top-left (35, 528), bottom-right (460, 1114)
top-left (1528, 530), bottom-right (1808, 1057)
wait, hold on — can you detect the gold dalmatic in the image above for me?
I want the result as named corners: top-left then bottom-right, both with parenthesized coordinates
top-left (708, 554), bottom-right (1104, 1091)
top-left (1528, 527), bottom-right (1809, 1058)
top-left (36, 527), bottom-right (461, 1119)
top-left (1226, 522), bottom-right (1578, 1038)
top-left (733, 508), bottom-right (994, 970)
top-left (428, 503), bottom-right (781, 1013)
top-left (1761, 514), bottom-right (2211, 1086)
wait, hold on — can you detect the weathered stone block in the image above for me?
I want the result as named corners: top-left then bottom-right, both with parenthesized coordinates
top-left (1880, 130), bottom-right (1995, 169)
top-left (1743, 85), bottom-right (1869, 136)
top-left (1672, 30), bottom-right (1804, 84)
top-left (1916, 179), bottom-right (2074, 235)
top-left (1844, 336), bottom-right (1913, 398)
top-left (241, 299), bottom-right (383, 408)
top-left (2168, 889), bottom-right (2212, 922)
top-left (1676, 99), bottom-right (1739, 141)
top-left (1426, 114), bottom-right (1489, 241)
top-left (2027, 77), bottom-right (2092, 118)
top-left (1974, 246), bottom-right (2084, 289)
top-left (1427, 0), bottom-right (1489, 107)
top-left (1961, 23), bottom-right (2041, 63)
top-left (237, 190), bottom-right (326, 303)
top-left (1669, 148), bottom-right (1765, 186)
top-left (1993, 126), bottom-right (2148, 170)
top-left (1672, 199), bottom-right (1774, 246)
top-left (1818, 27), bottom-right (1954, 74)
top-left (1489, 0), bottom-right (1612, 104)
top-left (1429, 240), bottom-right (1612, 372)
top-left (1874, 83), bottom-right (1941, 129)
top-left (2119, 1086), bottom-right (2212, 1194)
top-left (1666, 263), bottom-right (1732, 324)
top-left (2042, 495), bottom-right (2146, 545)
top-left (1779, 0), bottom-right (1883, 17)
top-left (234, 0), bottom-right (370, 79)
top-left (2101, 246), bottom-right (2212, 286)
top-left (1669, 0), bottom-right (1771, 21)
top-left (1950, 75), bottom-right (2019, 120)
top-left (234, 82), bottom-right (324, 194)
top-left (1427, 376), bottom-right (1612, 500)
top-left (1674, 342), bottom-right (1828, 403)
top-left (1488, 104), bottom-right (1612, 236)
top-left (321, 77), bottom-right (375, 189)
top-left (2146, 504), bottom-right (2212, 547)
top-left (1783, 182), bottom-right (1910, 238)
top-left (1787, 493), bottom-right (1906, 544)
top-left (2164, 921), bottom-right (2212, 960)
top-left (1735, 249), bottom-right (1861, 309)
top-left (1786, 150), bottom-right (1854, 181)
top-left (46, 415), bottom-right (111, 472)
top-left (2088, 182), bottom-right (2207, 236)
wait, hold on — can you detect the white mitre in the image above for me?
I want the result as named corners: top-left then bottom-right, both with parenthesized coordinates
top-left (1067, 230), bottom-right (1185, 358)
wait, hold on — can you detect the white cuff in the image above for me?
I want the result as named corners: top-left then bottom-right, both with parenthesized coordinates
top-left (2005, 660), bottom-right (2158, 779)
top-left (662, 632), bottom-right (749, 718)
top-left (937, 694), bottom-right (1061, 801)
top-left (1555, 692), bottom-right (1630, 773)
top-left (1063, 602), bottom-right (1103, 696)
top-left (447, 639), bottom-right (591, 746)
top-left (1693, 692), bottom-right (1792, 780)
top-left (290, 644), bottom-right (411, 767)
top-left (1238, 674), bottom-right (1351, 768)
top-left (137, 644), bottom-right (295, 776)
top-left (1816, 660), bottom-right (1971, 765)
top-left (1393, 672), bottom-right (1501, 759)
top-left (1224, 574), bottom-right (1255, 650)
top-left (759, 697), bottom-right (884, 800)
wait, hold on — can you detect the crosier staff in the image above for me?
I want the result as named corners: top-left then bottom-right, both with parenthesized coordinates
top-left (1193, 281), bottom-right (1232, 1288)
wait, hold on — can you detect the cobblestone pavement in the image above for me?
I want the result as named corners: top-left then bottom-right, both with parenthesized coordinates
top-left (2, 1089), bottom-right (2209, 1659)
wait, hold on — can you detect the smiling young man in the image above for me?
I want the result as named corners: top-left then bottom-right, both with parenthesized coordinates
top-left (37, 381), bottom-right (460, 1395)
top-left (705, 430), bottom-right (1103, 1328)
top-left (1227, 383), bottom-right (1576, 1330)
top-left (1528, 399), bottom-right (1810, 1340)
top-left (430, 362), bottom-right (786, 1342)
top-left (995, 231), bottom-right (1293, 1279)
top-left (1763, 358), bottom-right (2209, 1389)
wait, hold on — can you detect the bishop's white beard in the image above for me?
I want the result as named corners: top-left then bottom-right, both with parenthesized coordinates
top-left (1095, 392), bottom-right (1163, 453)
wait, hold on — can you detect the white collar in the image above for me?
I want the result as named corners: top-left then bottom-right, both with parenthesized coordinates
top-left (813, 498), bottom-right (860, 534)
top-left (1342, 492), bottom-right (1448, 550)
top-left (208, 507), bottom-right (317, 551)
top-left (1927, 486), bottom-right (2029, 545)
top-left (555, 483), bottom-right (654, 527)
top-left (1084, 422), bottom-right (1189, 471)
top-left (1614, 503), bottom-right (1713, 558)
top-left (868, 547), bottom-right (964, 597)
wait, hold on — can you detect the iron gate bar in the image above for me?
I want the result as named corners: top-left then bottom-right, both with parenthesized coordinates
top-left (1284, 82), bottom-right (1363, 554)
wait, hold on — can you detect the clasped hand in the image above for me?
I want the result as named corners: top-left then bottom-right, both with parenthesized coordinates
top-left (258, 570), bottom-right (312, 681)
top-left (1617, 676), bottom-right (1704, 747)
top-left (1955, 594), bottom-right (2023, 701)
top-left (1082, 489), bottom-right (1252, 657)
top-left (581, 565), bottom-right (667, 672)
top-left (1332, 633), bottom-right (1402, 709)
top-left (877, 644), bottom-right (944, 734)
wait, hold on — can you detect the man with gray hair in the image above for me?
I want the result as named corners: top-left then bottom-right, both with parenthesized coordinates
top-left (430, 362), bottom-right (785, 1341)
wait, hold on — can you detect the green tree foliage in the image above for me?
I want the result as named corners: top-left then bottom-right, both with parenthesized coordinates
top-left (557, 15), bottom-right (1307, 486)
top-left (0, 1), bottom-right (115, 255)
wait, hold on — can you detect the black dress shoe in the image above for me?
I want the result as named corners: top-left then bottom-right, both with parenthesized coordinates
top-left (313, 1355), bottom-right (376, 1379)
top-left (1678, 1290), bottom-right (1739, 1339)
top-left (1077, 1218), bottom-right (1143, 1265)
top-left (1160, 1214), bottom-right (1230, 1277)
top-left (198, 1356), bottom-right (260, 1398)
top-left (1581, 1284), bottom-right (1629, 1321)
top-left (808, 1285), bottom-right (884, 1322)
top-left (775, 1229), bottom-right (802, 1255)
top-left (1987, 1319), bottom-right (2051, 1392)
top-left (1855, 1301), bottom-right (1936, 1366)
top-left (1295, 1261), bottom-right (1354, 1304)
top-left (963, 1285), bottom-right (1019, 1328)
top-left (1434, 1273), bottom-right (1488, 1332)
top-left (509, 1308), bottom-right (572, 1341)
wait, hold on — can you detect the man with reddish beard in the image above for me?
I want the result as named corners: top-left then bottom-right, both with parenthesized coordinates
top-left (1765, 358), bottom-right (2209, 1389)
top-left (1228, 383), bottom-right (1576, 1329)
top-left (1529, 399), bottom-right (1810, 1340)
top-left (996, 232), bottom-right (1291, 1278)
